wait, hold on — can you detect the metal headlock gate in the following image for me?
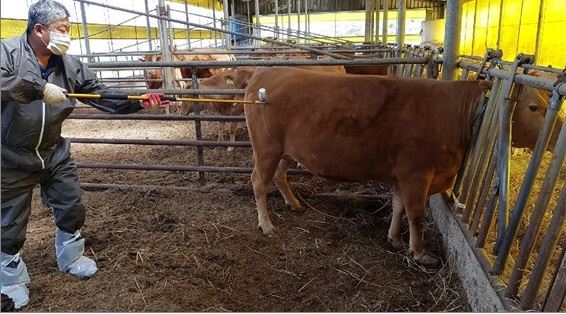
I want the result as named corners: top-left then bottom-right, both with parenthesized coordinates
top-left (442, 50), bottom-right (566, 311)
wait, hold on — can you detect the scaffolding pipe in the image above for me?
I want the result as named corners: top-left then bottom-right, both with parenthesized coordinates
top-left (79, 1), bottom-right (92, 59)
top-left (274, 0), bottom-right (279, 36)
top-left (223, 0), bottom-right (231, 49)
top-left (396, 0), bottom-right (405, 48)
top-left (382, 0), bottom-right (388, 44)
top-left (74, 0), bottom-right (351, 59)
top-left (442, 0), bottom-right (461, 80)
top-left (288, 0), bottom-right (292, 39)
top-left (254, 0), bottom-right (261, 45)
top-left (144, 0), bottom-right (153, 50)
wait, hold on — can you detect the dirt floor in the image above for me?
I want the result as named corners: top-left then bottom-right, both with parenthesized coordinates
top-left (19, 115), bottom-right (472, 312)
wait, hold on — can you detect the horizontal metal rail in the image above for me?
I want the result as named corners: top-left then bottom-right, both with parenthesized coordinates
top-left (76, 162), bottom-right (309, 175)
top-left (86, 57), bottom-right (430, 70)
top-left (73, 48), bottom-right (392, 59)
top-left (68, 113), bottom-right (245, 122)
top-left (70, 137), bottom-right (251, 148)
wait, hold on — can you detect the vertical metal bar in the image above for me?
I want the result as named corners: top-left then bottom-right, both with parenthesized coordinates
top-left (506, 104), bottom-right (566, 297)
top-left (441, 0), bottom-right (462, 80)
top-left (274, 0), bottom-right (279, 38)
top-left (461, 77), bottom-right (502, 220)
top-left (460, 68), bottom-right (470, 81)
top-left (230, 0), bottom-right (236, 46)
top-left (184, 0), bottom-right (191, 49)
top-left (288, 0), bottom-right (292, 39)
top-left (375, 0), bottom-right (380, 44)
top-left (396, 0), bottom-right (405, 49)
top-left (365, 0), bottom-right (370, 43)
top-left (191, 67), bottom-right (206, 184)
top-left (144, 0), bottom-right (153, 50)
top-left (494, 90), bottom-right (565, 275)
top-left (476, 185), bottom-right (498, 248)
top-left (382, 0), bottom-right (388, 44)
top-left (470, 150), bottom-right (497, 234)
top-left (212, 0), bottom-right (218, 47)
top-left (534, 0), bottom-right (546, 64)
top-left (157, 1), bottom-right (173, 114)
top-left (254, 0), bottom-right (261, 45)
top-left (222, 0), bottom-right (231, 49)
top-left (542, 244), bottom-right (566, 312)
top-left (304, 0), bottom-right (309, 42)
top-left (79, 1), bottom-right (92, 60)
top-left (297, 0), bottom-right (301, 40)
top-left (456, 75), bottom-right (501, 201)
top-left (520, 181), bottom-right (566, 310)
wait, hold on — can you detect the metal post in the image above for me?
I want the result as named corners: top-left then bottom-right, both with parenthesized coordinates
top-left (274, 0), bottom-right (279, 38)
top-left (79, 1), bottom-right (92, 59)
top-left (212, 0), bottom-right (218, 47)
top-left (144, 0), bottom-right (153, 50)
top-left (184, 0), bottom-right (191, 49)
top-left (231, 0), bottom-right (236, 46)
top-left (254, 0), bottom-right (261, 45)
top-left (382, 0), bottom-right (388, 44)
top-left (375, 0), bottom-right (380, 44)
top-left (304, 0), bottom-right (309, 42)
top-left (297, 0), bottom-right (301, 40)
top-left (365, 0), bottom-right (370, 43)
top-left (157, 0), bottom-right (174, 115)
top-left (288, 0), bottom-right (292, 40)
top-left (441, 0), bottom-right (462, 80)
top-left (222, 0), bottom-right (231, 49)
top-left (396, 0), bottom-right (405, 49)
top-left (191, 68), bottom-right (206, 184)
top-left (246, 0), bottom-right (251, 45)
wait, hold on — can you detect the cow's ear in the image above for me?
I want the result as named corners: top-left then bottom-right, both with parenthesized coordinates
top-left (479, 80), bottom-right (493, 92)
top-left (225, 74), bottom-right (236, 85)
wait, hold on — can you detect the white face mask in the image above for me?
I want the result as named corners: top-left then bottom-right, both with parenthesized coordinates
top-left (41, 27), bottom-right (71, 55)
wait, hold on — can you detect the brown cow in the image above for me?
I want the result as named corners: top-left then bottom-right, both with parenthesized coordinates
top-left (343, 65), bottom-right (389, 76)
top-left (243, 67), bottom-right (492, 266)
top-left (195, 68), bottom-right (255, 150)
top-left (195, 65), bottom-right (345, 150)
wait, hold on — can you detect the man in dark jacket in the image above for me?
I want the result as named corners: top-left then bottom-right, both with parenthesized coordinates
top-left (1, 0), bottom-right (168, 309)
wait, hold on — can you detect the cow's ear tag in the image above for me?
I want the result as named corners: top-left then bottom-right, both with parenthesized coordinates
top-left (226, 78), bottom-right (234, 85)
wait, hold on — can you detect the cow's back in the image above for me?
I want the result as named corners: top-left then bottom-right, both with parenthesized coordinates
top-left (244, 67), bottom-right (484, 193)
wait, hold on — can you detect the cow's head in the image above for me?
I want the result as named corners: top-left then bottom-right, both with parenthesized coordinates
top-left (140, 55), bottom-right (163, 89)
top-left (512, 71), bottom-right (565, 151)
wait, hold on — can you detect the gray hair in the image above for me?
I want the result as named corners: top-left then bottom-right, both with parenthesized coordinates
top-left (26, 0), bottom-right (70, 33)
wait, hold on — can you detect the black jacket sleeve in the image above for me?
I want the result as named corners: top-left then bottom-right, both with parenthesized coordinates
top-left (1, 39), bottom-right (46, 104)
top-left (74, 60), bottom-right (143, 114)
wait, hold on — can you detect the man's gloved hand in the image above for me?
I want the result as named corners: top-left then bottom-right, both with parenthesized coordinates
top-left (140, 93), bottom-right (170, 109)
top-left (42, 83), bottom-right (68, 105)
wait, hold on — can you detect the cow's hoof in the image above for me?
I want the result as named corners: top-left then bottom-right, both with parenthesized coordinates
top-left (258, 222), bottom-right (275, 235)
top-left (414, 252), bottom-right (440, 268)
top-left (289, 205), bottom-right (305, 212)
top-left (387, 236), bottom-right (404, 251)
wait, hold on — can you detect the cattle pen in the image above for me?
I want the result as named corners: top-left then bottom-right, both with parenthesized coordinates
top-left (1, 0), bottom-right (565, 312)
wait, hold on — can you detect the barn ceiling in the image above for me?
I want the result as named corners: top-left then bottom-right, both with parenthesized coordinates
top-left (232, 0), bottom-right (446, 16)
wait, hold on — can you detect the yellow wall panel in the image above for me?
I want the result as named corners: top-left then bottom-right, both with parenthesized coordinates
top-left (517, 24), bottom-right (537, 55)
top-left (538, 21), bottom-right (566, 68)
top-left (487, 0), bottom-right (502, 27)
top-left (544, 0), bottom-right (566, 22)
top-left (499, 25), bottom-right (519, 59)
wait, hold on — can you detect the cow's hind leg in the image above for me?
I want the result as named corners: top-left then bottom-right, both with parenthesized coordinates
top-left (397, 171), bottom-right (439, 266)
top-left (227, 121), bottom-right (239, 152)
top-left (217, 121), bottom-right (226, 141)
top-left (273, 158), bottom-right (303, 212)
top-left (387, 188), bottom-right (404, 250)
top-left (252, 152), bottom-right (281, 235)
